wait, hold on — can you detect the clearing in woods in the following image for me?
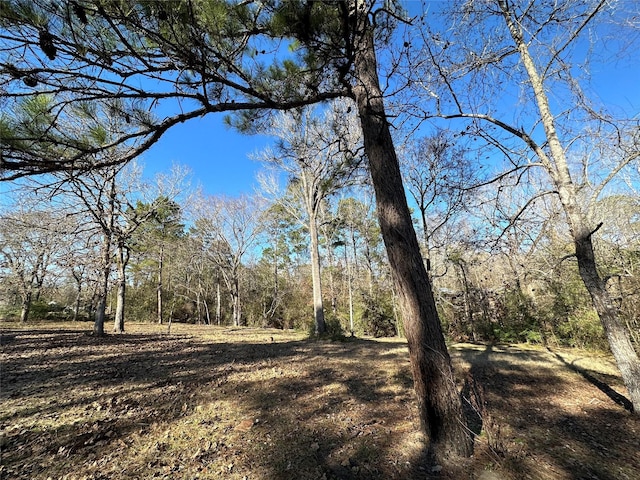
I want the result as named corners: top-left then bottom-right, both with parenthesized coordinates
top-left (0, 322), bottom-right (638, 480)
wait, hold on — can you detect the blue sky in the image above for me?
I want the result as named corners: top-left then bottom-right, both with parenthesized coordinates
top-left (136, 1), bottom-right (639, 199)
top-left (141, 115), bottom-right (271, 197)
top-left (108, 0), bottom-right (638, 199)
top-left (141, 68), bottom-right (638, 200)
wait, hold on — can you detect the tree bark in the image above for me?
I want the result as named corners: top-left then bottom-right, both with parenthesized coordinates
top-left (94, 233), bottom-right (111, 336)
top-left (216, 277), bottom-right (222, 326)
top-left (20, 290), bottom-right (32, 324)
top-left (113, 242), bottom-right (128, 333)
top-left (157, 243), bottom-right (164, 324)
top-left (232, 275), bottom-right (241, 326)
top-left (350, 2), bottom-right (473, 459)
top-left (309, 214), bottom-right (327, 335)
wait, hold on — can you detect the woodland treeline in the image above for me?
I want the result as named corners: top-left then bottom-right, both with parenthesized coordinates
top-left (2, 133), bottom-right (638, 350)
top-left (1, 0), bottom-right (639, 458)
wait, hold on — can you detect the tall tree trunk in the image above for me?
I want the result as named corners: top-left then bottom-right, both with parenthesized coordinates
top-left (73, 272), bottom-right (82, 322)
top-left (113, 273), bottom-right (126, 333)
top-left (309, 215), bottom-right (326, 335)
top-left (196, 290), bottom-right (202, 324)
top-left (344, 245), bottom-right (355, 335)
top-left (216, 277), bottom-right (221, 326)
top-left (94, 233), bottom-right (111, 336)
top-left (113, 242), bottom-right (128, 333)
top-left (232, 274), bottom-right (241, 326)
top-left (350, 3), bottom-right (472, 459)
top-left (157, 243), bottom-right (164, 324)
top-left (203, 298), bottom-right (211, 325)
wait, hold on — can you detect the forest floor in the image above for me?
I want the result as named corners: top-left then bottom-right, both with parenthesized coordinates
top-left (0, 321), bottom-right (638, 480)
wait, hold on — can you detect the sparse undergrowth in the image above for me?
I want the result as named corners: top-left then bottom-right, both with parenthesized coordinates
top-left (1, 322), bottom-right (638, 480)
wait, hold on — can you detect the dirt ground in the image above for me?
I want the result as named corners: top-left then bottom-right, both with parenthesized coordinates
top-left (1, 322), bottom-right (638, 480)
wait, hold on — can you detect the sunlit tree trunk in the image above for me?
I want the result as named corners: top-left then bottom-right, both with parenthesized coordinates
top-left (216, 276), bottom-right (222, 326)
top-left (309, 214), bottom-right (326, 335)
top-left (113, 241), bottom-right (129, 333)
top-left (157, 243), bottom-right (164, 324)
top-left (19, 290), bottom-right (32, 324)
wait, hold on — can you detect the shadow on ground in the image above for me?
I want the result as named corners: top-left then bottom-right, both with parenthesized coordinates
top-left (2, 327), bottom-right (639, 480)
top-left (1, 327), bottom-right (437, 479)
top-left (454, 343), bottom-right (639, 480)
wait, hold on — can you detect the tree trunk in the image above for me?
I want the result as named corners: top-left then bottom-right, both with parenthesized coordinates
top-left (196, 291), bottom-right (202, 324)
top-left (20, 290), bottom-right (32, 324)
top-left (345, 247), bottom-right (355, 335)
top-left (575, 229), bottom-right (640, 412)
top-left (73, 274), bottom-right (82, 322)
top-left (203, 298), bottom-right (211, 325)
top-left (94, 234), bottom-right (111, 336)
top-left (113, 273), bottom-right (126, 333)
top-left (232, 276), bottom-right (241, 326)
top-left (350, 3), bottom-right (473, 459)
top-left (309, 214), bottom-right (326, 335)
top-left (113, 243), bottom-right (128, 333)
top-left (216, 277), bottom-right (221, 326)
top-left (157, 243), bottom-right (164, 324)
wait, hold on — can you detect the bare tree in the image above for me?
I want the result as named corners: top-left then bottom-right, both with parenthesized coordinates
top-left (410, 0), bottom-right (640, 411)
top-left (0, 208), bottom-right (68, 322)
top-left (49, 162), bottom-right (187, 334)
top-left (193, 194), bottom-right (263, 327)
top-left (400, 129), bottom-right (476, 274)
top-left (254, 101), bottom-right (363, 335)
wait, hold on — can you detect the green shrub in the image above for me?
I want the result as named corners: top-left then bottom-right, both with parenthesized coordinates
top-left (358, 293), bottom-right (397, 338)
top-left (306, 314), bottom-right (346, 341)
top-left (556, 309), bottom-right (607, 350)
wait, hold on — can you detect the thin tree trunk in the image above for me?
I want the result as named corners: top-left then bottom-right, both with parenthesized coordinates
top-left (351, 2), bottom-right (473, 459)
top-left (73, 273), bottom-right (82, 322)
top-left (157, 243), bottom-right (164, 324)
top-left (232, 274), bottom-right (241, 326)
top-left (196, 290), bottom-right (202, 324)
top-left (345, 245), bottom-right (355, 335)
top-left (113, 242), bottom-right (128, 333)
top-left (94, 234), bottom-right (111, 336)
top-left (216, 277), bottom-right (221, 326)
top-left (309, 215), bottom-right (326, 335)
top-left (203, 298), bottom-right (211, 325)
